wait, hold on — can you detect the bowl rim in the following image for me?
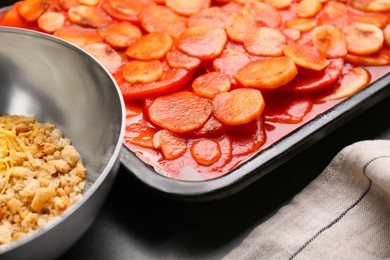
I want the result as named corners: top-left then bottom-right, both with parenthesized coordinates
top-left (0, 27), bottom-right (126, 253)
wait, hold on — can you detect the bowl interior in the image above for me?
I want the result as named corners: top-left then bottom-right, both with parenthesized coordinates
top-left (0, 27), bottom-right (125, 191)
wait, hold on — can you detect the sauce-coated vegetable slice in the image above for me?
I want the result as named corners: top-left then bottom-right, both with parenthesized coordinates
top-left (166, 48), bottom-right (201, 70)
top-left (243, 27), bottom-right (287, 56)
top-left (344, 22), bottom-right (384, 55)
top-left (139, 4), bottom-right (186, 38)
top-left (213, 88), bottom-right (265, 126)
top-left (192, 72), bottom-right (231, 98)
top-left (190, 139), bottom-right (221, 166)
top-left (68, 5), bottom-right (112, 28)
top-left (153, 129), bottom-right (187, 160)
top-left (53, 25), bottom-right (102, 47)
top-left (248, 1), bottom-right (281, 28)
top-left (98, 22), bottom-right (142, 48)
top-left (225, 9), bottom-right (256, 43)
top-left (83, 43), bottom-right (122, 74)
top-left (235, 57), bottom-right (298, 89)
top-left (17, 0), bottom-right (50, 22)
top-left (312, 25), bottom-right (347, 58)
top-left (280, 58), bottom-right (344, 92)
top-left (123, 60), bottom-right (163, 84)
top-left (37, 11), bottom-right (65, 33)
top-left (187, 7), bottom-right (230, 29)
top-left (177, 25), bottom-right (227, 60)
top-left (165, 0), bottom-right (210, 16)
top-left (149, 91), bottom-right (212, 133)
top-left (296, 0), bottom-right (322, 18)
top-left (125, 116), bottom-right (157, 148)
top-left (284, 43), bottom-right (328, 71)
top-left (108, 0), bottom-right (155, 16)
top-left (126, 32), bottom-right (173, 61)
top-left (115, 62), bottom-right (194, 99)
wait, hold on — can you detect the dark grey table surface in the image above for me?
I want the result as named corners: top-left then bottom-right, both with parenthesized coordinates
top-left (2, 1), bottom-right (390, 258)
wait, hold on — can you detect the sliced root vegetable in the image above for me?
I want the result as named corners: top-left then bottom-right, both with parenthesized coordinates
top-left (101, 1), bottom-right (139, 23)
top-left (187, 7), bottom-right (230, 29)
top-left (344, 22), bottom-right (384, 55)
top-left (230, 117), bottom-right (266, 156)
top-left (165, 0), bottom-right (210, 16)
top-left (243, 27), bottom-right (286, 57)
top-left (59, 0), bottom-right (79, 10)
top-left (139, 4), bottom-right (186, 38)
top-left (148, 91), bottom-right (212, 133)
top-left (295, 0), bottom-right (323, 18)
top-left (284, 43), bottom-right (328, 71)
top-left (318, 1), bottom-right (351, 28)
top-left (166, 48), bottom-right (201, 70)
top-left (282, 28), bottom-right (301, 41)
top-left (312, 25), bottom-right (347, 58)
top-left (53, 25), bottom-right (102, 47)
top-left (344, 51), bottom-right (390, 66)
top-left (187, 115), bottom-right (229, 138)
top-left (213, 48), bottom-right (250, 85)
top-left (78, 0), bottom-right (101, 6)
top-left (153, 129), bottom-right (187, 160)
top-left (384, 24), bottom-right (390, 46)
top-left (318, 67), bottom-right (371, 102)
top-left (37, 11), bottom-right (65, 33)
top-left (192, 72), bottom-right (231, 98)
top-left (115, 62), bottom-right (195, 99)
top-left (108, 0), bottom-right (155, 16)
top-left (125, 116), bottom-right (157, 148)
top-left (126, 32), bottom-right (173, 61)
top-left (212, 88), bottom-right (265, 126)
top-left (125, 99), bottom-right (143, 117)
top-left (123, 60), bottom-right (163, 84)
top-left (280, 58), bottom-right (344, 92)
top-left (351, 12), bottom-right (389, 29)
top-left (68, 5), bottom-right (112, 28)
top-left (263, 93), bottom-right (313, 123)
top-left (177, 25), bottom-right (227, 60)
top-left (17, 0), bottom-right (50, 22)
top-left (190, 139), bottom-right (221, 166)
top-left (0, 4), bottom-right (32, 28)
top-left (350, 0), bottom-right (390, 12)
top-left (247, 2), bottom-right (282, 28)
top-left (98, 22), bottom-right (142, 48)
top-left (83, 43), bottom-right (122, 73)
top-left (285, 18), bottom-right (318, 32)
top-left (225, 9), bottom-right (256, 43)
top-left (235, 57), bottom-right (298, 89)
top-left (263, 0), bottom-right (292, 9)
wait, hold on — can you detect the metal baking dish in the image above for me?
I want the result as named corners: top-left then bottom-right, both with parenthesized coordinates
top-left (120, 71), bottom-right (390, 200)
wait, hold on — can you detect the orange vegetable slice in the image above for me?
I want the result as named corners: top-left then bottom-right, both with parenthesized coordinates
top-left (177, 25), bottom-right (227, 60)
top-left (318, 67), bottom-right (371, 102)
top-left (282, 28), bottom-right (301, 41)
top-left (165, 0), bottom-right (210, 16)
top-left (0, 4), bottom-right (37, 29)
top-left (188, 115), bottom-right (229, 138)
top-left (285, 18), bottom-right (318, 32)
top-left (148, 91), bottom-right (212, 133)
top-left (115, 62), bottom-right (195, 99)
top-left (17, 0), bottom-right (50, 22)
top-left (344, 52), bottom-right (390, 66)
top-left (58, 0), bottom-right (79, 10)
top-left (53, 25), bottom-right (102, 47)
top-left (247, 2), bottom-right (282, 28)
top-left (243, 27), bottom-right (287, 56)
top-left (78, 0), bottom-right (101, 6)
top-left (37, 11), bottom-right (65, 33)
top-left (235, 57), bottom-right (298, 89)
top-left (344, 22), bottom-right (384, 55)
top-left (153, 129), bottom-right (187, 160)
top-left (68, 5), bottom-right (112, 28)
top-left (350, 0), bottom-right (390, 12)
top-left (212, 88), bottom-right (265, 126)
top-left (101, 1), bottom-right (138, 23)
top-left (126, 32), bottom-right (173, 61)
top-left (190, 139), bottom-right (221, 166)
top-left (108, 0), bottom-right (155, 16)
top-left (295, 0), bottom-right (323, 18)
top-left (351, 12), bottom-right (389, 29)
top-left (263, 0), bottom-right (292, 9)
top-left (139, 4), bottom-right (186, 38)
top-left (166, 48), bottom-right (201, 70)
top-left (98, 22), bottom-right (142, 48)
top-left (312, 25), bottom-right (347, 58)
top-left (192, 72), bottom-right (231, 98)
top-left (123, 60), bottom-right (163, 84)
top-left (383, 24), bottom-right (390, 46)
top-left (187, 7), bottom-right (230, 29)
top-left (283, 43), bottom-right (328, 71)
top-left (225, 9), bottom-right (256, 43)
top-left (125, 116), bottom-right (157, 148)
top-left (83, 43), bottom-right (122, 73)
top-left (280, 58), bottom-right (344, 92)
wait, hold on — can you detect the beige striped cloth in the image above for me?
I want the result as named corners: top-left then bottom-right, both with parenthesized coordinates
top-left (224, 140), bottom-right (390, 260)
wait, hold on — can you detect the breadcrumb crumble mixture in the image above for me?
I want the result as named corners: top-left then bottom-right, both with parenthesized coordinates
top-left (0, 115), bottom-right (86, 245)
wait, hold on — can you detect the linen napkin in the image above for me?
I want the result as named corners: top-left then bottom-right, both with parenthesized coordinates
top-left (224, 140), bottom-right (390, 260)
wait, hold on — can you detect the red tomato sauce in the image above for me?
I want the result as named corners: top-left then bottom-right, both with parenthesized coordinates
top-left (1, 0), bottom-right (390, 180)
